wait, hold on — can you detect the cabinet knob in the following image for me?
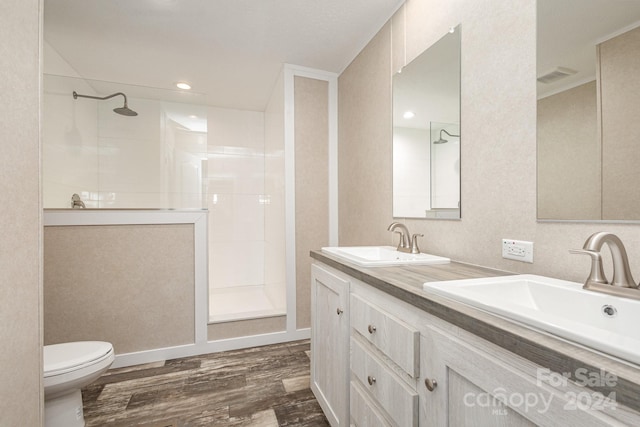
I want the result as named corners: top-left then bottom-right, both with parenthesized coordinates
top-left (425, 378), bottom-right (438, 392)
top-left (336, 308), bottom-right (343, 315)
top-left (367, 324), bottom-right (377, 334)
top-left (367, 375), bottom-right (376, 386)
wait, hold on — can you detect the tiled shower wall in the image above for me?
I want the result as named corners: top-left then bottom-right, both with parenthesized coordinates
top-left (206, 106), bottom-right (267, 295)
top-left (264, 71), bottom-right (287, 313)
top-left (206, 99), bottom-right (287, 322)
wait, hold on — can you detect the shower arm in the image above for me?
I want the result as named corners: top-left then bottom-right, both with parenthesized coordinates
top-left (73, 91), bottom-right (130, 104)
top-left (440, 129), bottom-right (460, 138)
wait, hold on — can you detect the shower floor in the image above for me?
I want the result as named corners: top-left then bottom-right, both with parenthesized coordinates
top-left (208, 286), bottom-right (286, 323)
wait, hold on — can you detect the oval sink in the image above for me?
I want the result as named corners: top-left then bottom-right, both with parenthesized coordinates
top-left (321, 246), bottom-right (450, 267)
top-left (423, 274), bottom-right (640, 365)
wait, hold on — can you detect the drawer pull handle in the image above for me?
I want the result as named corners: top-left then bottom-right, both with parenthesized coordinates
top-left (336, 308), bottom-right (343, 315)
top-left (367, 324), bottom-right (377, 334)
top-left (425, 378), bottom-right (438, 392)
top-left (367, 375), bottom-right (376, 386)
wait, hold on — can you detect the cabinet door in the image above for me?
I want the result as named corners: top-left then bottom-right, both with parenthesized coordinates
top-left (420, 326), bottom-right (623, 427)
top-left (311, 264), bottom-right (350, 427)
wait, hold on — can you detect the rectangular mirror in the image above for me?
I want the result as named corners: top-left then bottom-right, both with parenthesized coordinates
top-left (537, 0), bottom-right (640, 221)
top-left (393, 26), bottom-right (461, 219)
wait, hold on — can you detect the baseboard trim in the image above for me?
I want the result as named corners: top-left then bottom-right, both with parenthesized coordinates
top-left (111, 328), bottom-right (311, 368)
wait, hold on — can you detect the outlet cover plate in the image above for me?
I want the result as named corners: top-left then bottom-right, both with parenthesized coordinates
top-left (502, 239), bottom-right (533, 263)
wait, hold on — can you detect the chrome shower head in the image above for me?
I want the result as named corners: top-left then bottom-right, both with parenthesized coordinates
top-left (73, 91), bottom-right (138, 117)
top-left (433, 136), bottom-right (448, 144)
top-left (112, 106), bottom-right (138, 116)
top-left (433, 128), bottom-right (460, 144)
top-left (113, 100), bottom-right (138, 117)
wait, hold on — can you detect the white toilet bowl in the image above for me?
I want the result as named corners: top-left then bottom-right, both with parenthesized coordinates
top-left (44, 341), bottom-right (115, 427)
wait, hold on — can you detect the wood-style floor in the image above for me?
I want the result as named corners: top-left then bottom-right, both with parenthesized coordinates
top-left (81, 340), bottom-right (330, 426)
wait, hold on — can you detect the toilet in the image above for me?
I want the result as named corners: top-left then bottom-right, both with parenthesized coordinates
top-left (44, 341), bottom-right (115, 427)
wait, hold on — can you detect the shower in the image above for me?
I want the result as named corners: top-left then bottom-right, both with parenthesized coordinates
top-left (433, 128), bottom-right (459, 144)
top-left (72, 91), bottom-right (138, 116)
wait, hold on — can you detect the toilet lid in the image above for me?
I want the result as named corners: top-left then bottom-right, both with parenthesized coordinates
top-left (44, 341), bottom-right (113, 377)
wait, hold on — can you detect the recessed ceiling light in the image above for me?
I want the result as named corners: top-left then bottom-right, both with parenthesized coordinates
top-left (176, 82), bottom-right (191, 90)
top-left (403, 111), bottom-right (416, 119)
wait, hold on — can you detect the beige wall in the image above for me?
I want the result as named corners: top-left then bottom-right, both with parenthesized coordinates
top-left (208, 316), bottom-right (286, 340)
top-left (338, 0), bottom-right (640, 283)
top-left (0, 0), bottom-right (43, 424)
top-left (537, 81), bottom-right (600, 220)
top-left (600, 25), bottom-right (640, 220)
top-left (339, 23), bottom-right (394, 246)
top-left (295, 76), bottom-right (330, 329)
top-left (44, 224), bottom-right (195, 353)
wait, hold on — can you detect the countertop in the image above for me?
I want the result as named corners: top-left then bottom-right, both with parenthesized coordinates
top-left (310, 249), bottom-right (640, 413)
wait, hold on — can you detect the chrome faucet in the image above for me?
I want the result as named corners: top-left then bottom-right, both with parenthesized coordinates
top-left (570, 232), bottom-right (640, 299)
top-left (387, 222), bottom-right (422, 254)
top-left (71, 193), bottom-right (86, 209)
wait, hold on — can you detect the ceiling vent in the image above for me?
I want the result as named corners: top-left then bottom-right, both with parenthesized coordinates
top-left (537, 67), bottom-right (578, 84)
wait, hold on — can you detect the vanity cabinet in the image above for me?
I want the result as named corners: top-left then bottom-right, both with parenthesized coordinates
top-left (311, 260), bottom-right (640, 427)
top-left (310, 263), bottom-right (350, 427)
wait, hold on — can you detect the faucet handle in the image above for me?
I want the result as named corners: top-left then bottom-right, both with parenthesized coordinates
top-left (411, 233), bottom-right (424, 254)
top-left (570, 249), bottom-right (608, 286)
top-left (569, 248), bottom-right (597, 256)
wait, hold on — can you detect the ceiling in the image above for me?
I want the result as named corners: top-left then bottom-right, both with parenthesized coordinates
top-left (43, 0), bottom-right (404, 111)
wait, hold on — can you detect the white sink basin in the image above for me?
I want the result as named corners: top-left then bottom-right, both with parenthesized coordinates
top-left (321, 246), bottom-right (450, 267)
top-left (423, 274), bottom-right (640, 365)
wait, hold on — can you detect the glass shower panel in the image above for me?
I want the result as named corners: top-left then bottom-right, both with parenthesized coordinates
top-left (43, 74), bottom-right (207, 209)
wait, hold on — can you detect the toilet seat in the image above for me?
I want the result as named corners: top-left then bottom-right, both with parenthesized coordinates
top-left (44, 341), bottom-right (114, 378)
top-left (44, 341), bottom-right (115, 426)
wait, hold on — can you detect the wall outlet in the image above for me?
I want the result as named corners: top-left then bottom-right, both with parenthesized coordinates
top-left (502, 239), bottom-right (533, 263)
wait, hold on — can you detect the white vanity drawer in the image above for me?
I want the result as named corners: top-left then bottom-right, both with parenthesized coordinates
top-left (350, 293), bottom-right (419, 377)
top-left (350, 381), bottom-right (392, 427)
top-left (351, 336), bottom-right (418, 427)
